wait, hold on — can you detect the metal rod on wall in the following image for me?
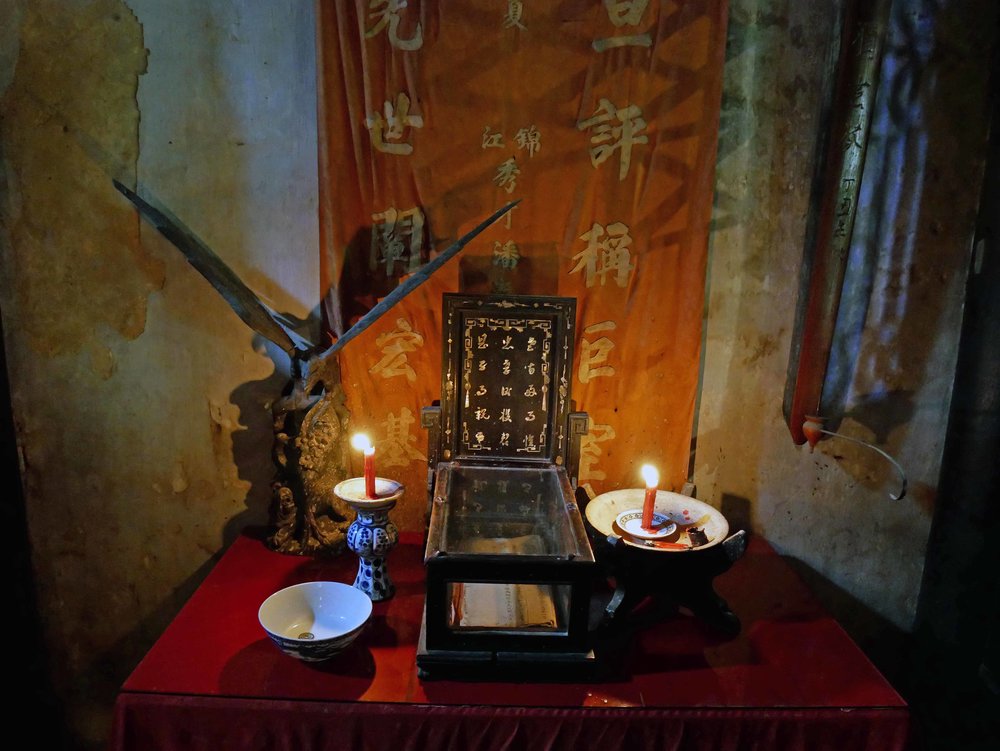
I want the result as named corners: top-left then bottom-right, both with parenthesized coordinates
top-left (803, 416), bottom-right (908, 501)
top-left (783, 0), bottom-right (892, 445)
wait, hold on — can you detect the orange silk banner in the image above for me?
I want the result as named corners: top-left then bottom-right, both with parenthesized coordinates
top-left (316, 0), bottom-right (727, 532)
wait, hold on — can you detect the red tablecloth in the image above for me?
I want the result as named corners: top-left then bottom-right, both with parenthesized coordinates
top-left (110, 528), bottom-right (910, 750)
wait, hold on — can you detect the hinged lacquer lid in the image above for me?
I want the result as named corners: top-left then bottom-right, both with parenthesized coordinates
top-left (439, 294), bottom-right (576, 466)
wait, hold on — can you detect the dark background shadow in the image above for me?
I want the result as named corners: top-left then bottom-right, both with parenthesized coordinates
top-left (1, 313), bottom-right (72, 747)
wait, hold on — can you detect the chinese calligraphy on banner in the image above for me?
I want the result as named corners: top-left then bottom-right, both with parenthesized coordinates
top-left (316, 0), bottom-right (728, 532)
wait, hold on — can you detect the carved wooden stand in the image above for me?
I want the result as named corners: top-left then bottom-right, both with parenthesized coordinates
top-left (578, 486), bottom-right (748, 658)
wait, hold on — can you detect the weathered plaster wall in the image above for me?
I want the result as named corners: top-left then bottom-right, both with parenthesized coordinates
top-left (0, 0), bottom-right (994, 749)
top-left (0, 0), bottom-right (319, 746)
top-left (697, 0), bottom-right (995, 664)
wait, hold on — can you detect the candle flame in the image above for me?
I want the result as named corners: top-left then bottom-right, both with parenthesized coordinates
top-left (640, 464), bottom-right (659, 488)
top-left (351, 433), bottom-right (373, 452)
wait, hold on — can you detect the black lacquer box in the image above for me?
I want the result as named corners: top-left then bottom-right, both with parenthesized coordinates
top-left (417, 294), bottom-right (595, 678)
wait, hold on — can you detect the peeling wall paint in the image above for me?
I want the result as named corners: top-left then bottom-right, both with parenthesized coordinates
top-left (1, 1), bottom-right (319, 747)
top-left (0, 4), bottom-right (159, 742)
top-left (2, 1), bottom-right (159, 360)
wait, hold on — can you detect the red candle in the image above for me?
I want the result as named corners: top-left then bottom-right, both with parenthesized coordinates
top-left (351, 434), bottom-right (377, 499)
top-left (363, 447), bottom-right (375, 499)
top-left (640, 464), bottom-right (659, 530)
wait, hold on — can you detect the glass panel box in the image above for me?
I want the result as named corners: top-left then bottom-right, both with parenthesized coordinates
top-left (417, 294), bottom-right (596, 678)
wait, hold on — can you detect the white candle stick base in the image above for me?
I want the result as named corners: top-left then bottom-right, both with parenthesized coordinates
top-left (334, 478), bottom-right (404, 602)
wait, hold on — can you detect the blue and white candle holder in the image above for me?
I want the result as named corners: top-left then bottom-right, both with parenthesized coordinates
top-left (333, 477), bottom-right (404, 602)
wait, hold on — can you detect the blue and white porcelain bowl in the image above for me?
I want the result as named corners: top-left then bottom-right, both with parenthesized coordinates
top-left (258, 581), bottom-right (372, 662)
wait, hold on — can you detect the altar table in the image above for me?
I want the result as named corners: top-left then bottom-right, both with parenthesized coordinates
top-left (110, 527), bottom-right (911, 750)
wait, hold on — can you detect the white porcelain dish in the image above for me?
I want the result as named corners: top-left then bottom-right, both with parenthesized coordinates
top-left (586, 489), bottom-right (729, 552)
top-left (258, 580), bottom-right (372, 662)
